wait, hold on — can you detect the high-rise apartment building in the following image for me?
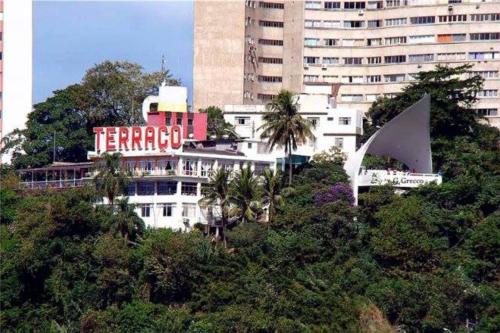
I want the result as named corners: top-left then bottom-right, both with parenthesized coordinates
top-left (0, 0), bottom-right (33, 163)
top-left (193, 0), bottom-right (500, 126)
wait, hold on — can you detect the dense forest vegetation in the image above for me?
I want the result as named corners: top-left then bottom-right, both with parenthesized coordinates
top-left (0, 64), bottom-right (498, 332)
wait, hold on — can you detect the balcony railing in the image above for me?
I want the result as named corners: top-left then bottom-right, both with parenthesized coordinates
top-left (20, 178), bottom-right (92, 190)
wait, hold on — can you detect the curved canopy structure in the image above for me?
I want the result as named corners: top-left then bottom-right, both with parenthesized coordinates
top-left (345, 94), bottom-right (433, 203)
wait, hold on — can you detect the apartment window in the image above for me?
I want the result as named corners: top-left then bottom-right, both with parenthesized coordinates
top-left (258, 93), bottom-right (276, 101)
top-left (258, 39), bottom-right (283, 46)
top-left (470, 33), bottom-right (500, 41)
top-left (141, 160), bottom-right (153, 172)
top-left (258, 57), bottom-right (283, 64)
top-left (305, 1), bottom-right (321, 9)
top-left (367, 75), bottom-right (381, 83)
top-left (327, 117), bottom-right (334, 121)
top-left (366, 94), bottom-right (381, 102)
top-left (245, 1), bottom-right (256, 8)
top-left (176, 117), bottom-right (183, 125)
top-left (324, 38), bottom-right (338, 46)
top-left (323, 57), bottom-right (339, 65)
top-left (343, 57), bottom-right (363, 65)
top-left (157, 181), bottom-right (177, 195)
top-left (438, 14), bottom-right (467, 22)
top-left (339, 117), bottom-right (352, 125)
top-left (409, 54), bottom-right (434, 63)
top-left (386, 0), bottom-right (404, 7)
top-left (324, 1), bottom-right (341, 9)
top-left (335, 137), bottom-right (344, 149)
top-left (471, 14), bottom-right (500, 22)
top-left (476, 108), bottom-right (498, 117)
top-left (258, 75), bottom-right (282, 82)
top-left (341, 94), bottom-right (363, 102)
top-left (304, 75), bottom-right (320, 82)
top-left (410, 16), bottom-right (435, 25)
top-left (368, 20), bottom-right (382, 28)
top-left (183, 159), bottom-right (197, 176)
top-left (259, 20), bottom-right (283, 28)
top-left (437, 52), bottom-right (466, 61)
top-left (159, 203), bottom-right (175, 217)
top-left (385, 36), bottom-right (407, 45)
top-left (367, 38), bottom-right (382, 46)
top-left (342, 39), bottom-right (364, 47)
top-left (182, 203), bottom-right (196, 219)
top-left (469, 52), bottom-right (499, 60)
top-left (307, 117), bottom-right (320, 127)
top-left (408, 35), bottom-right (435, 44)
top-left (323, 75), bottom-right (339, 82)
top-left (259, 2), bottom-right (284, 9)
top-left (125, 182), bottom-right (136, 196)
top-left (448, 0), bottom-right (461, 3)
top-left (304, 38), bottom-right (320, 47)
top-left (140, 204), bottom-right (151, 218)
top-left (384, 74), bottom-right (406, 82)
top-left (181, 182), bottom-right (198, 196)
top-left (342, 75), bottom-right (363, 83)
top-left (470, 71), bottom-right (499, 79)
top-left (367, 1), bottom-right (383, 9)
top-left (323, 20), bottom-right (341, 28)
top-left (305, 20), bottom-right (321, 28)
top-left (477, 90), bottom-right (498, 98)
top-left (384, 55), bottom-right (406, 64)
top-left (385, 18), bottom-right (407, 26)
top-left (236, 117), bottom-right (250, 125)
top-left (304, 56), bottom-right (320, 65)
top-left (344, 20), bottom-right (364, 28)
top-left (368, 56), bottom-right (382, 64)
top-left (137, 182), bottom-right (155, 196)
top-left (437, 34), bottom-right (466, 42)
top-left (344, 2), bottom-right (366, 9)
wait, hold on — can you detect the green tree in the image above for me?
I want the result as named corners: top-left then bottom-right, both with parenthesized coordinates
top-left (260, 168), bottom-right (284, 226)
top-left (365, 64), bottom-right (483, 140)
top-left (201, 106), bottom-right (236, 139)
top-left (4, 61), bottom-right (178, 169)
top-left (3, 85), bottom-right (91, 169)
top-left (229, 166), bottom-right (261, 224)
top-left (260, 90), bottom-right (314, 185)
top-left (198, 168), bottom-right (232, 247)
top-left (94, 152), bottom-right (128, 206)
top-left (107, 198), bottom-right (145, 242)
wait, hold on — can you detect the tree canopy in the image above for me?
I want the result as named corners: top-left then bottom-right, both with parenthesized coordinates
top-left (3, 61), bottom-right (178, 169)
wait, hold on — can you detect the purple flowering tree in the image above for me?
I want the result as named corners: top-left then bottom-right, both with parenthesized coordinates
top-left (314, 183), bottom-right (354, 206)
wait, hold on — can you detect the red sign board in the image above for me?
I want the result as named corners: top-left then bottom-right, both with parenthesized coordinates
top-left (92, 126), bottom-right (183, 153)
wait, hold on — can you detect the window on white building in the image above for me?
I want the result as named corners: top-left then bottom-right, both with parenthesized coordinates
top-left (323, 57), bottom-right (339, 65)
top-left (471, 14), bottom-right (500, 22)
top-left (236, 117), bottom-right (250, 125)
top-left (384, 74), bottom-right (406, 82)
top-left (305, 1), bottom-right (321, 9)
top-left (343, 57), bottom-right (363, 65)
top-left (339, 117), bottom-right (352, 125)
top-left (477, 90), bottom-right (498, 98)
top-left (160, 203), bottom-right (175, 217)
top-left (384, 55), bottom-right (406, 64)
top-left (409, 54), bottom-right (434, 63)
top-left (469, 52), bottom-right (499, 60)
top-left (343, 20), bottom-right (364, 28)
top-left (304, 56), bottom-right (320, 64)
top-left (368, 57), bottom-right (382, 64)
top-left (385, 36), bottom-right (406, 45)
top-left (137, 182), bottom-right (155, 196)
top-left (324, 1), bottom-right (341, 9)
top-left (182, 203), bottom-right (197, 219)
top-left (437, 52), bottom-right (466, 61)
top-left (335, 137), bottom-right (344, 148)
top-left (408, 35), bottom-right (435, 44)
top-left (141, 204), bottom-right (151, 218)
top-left (181, 182), bottom-right (198, 196)
top-left (323, 20), bottom-right (341, 28)
top-left (367, 75), bottom-right (381, 83)
top-left (410, 16), bottom-right (435, 25)
top-left (157, 181), bottom-right (177, 195)
top-left (470, 33), bottom-right (500, 41)
top-left (307, 117), bottom-right (320, 128)
top-left (476, 108), bottom-right (498, 117)
top-left (304, 38), bottom-right (320, 47)
top-left (385, 18), bottom-right (407, 26)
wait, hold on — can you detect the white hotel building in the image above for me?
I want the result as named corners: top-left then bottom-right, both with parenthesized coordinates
top-left (20, 84), bottom-right (363, 230)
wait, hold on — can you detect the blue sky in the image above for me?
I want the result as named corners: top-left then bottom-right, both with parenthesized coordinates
top-left (34, 0), bottom-right (194, 103)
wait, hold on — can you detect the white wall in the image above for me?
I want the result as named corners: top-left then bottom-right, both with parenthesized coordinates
top-left (2, 0), bottom-right (33, 163)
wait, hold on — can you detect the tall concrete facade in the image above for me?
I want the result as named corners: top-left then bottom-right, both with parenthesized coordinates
top-left (0, 0), bottom-right (33, 163)
top-left (193, 0), bottom-right (500, 126)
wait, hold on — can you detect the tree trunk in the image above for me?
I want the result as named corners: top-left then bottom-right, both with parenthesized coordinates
top-left (288, 142), bottom-right (293, 186)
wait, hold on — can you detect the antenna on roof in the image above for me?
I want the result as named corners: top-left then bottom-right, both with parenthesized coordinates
top-left (161, 54), bottom-right (167, 86)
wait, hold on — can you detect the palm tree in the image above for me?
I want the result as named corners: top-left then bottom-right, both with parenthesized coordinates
top-left (259, 90), bottom-right (314, 185)
top-left (261, 168), bottom-right (284, 227)
top-left (94, 152), bottom-right (128, 207)
top-left (198, 168), bottom-right (231, 247)
top-left (229, 165), bottom-right (261, 224)
top-left (110, 198), bottom-right (145, 242)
